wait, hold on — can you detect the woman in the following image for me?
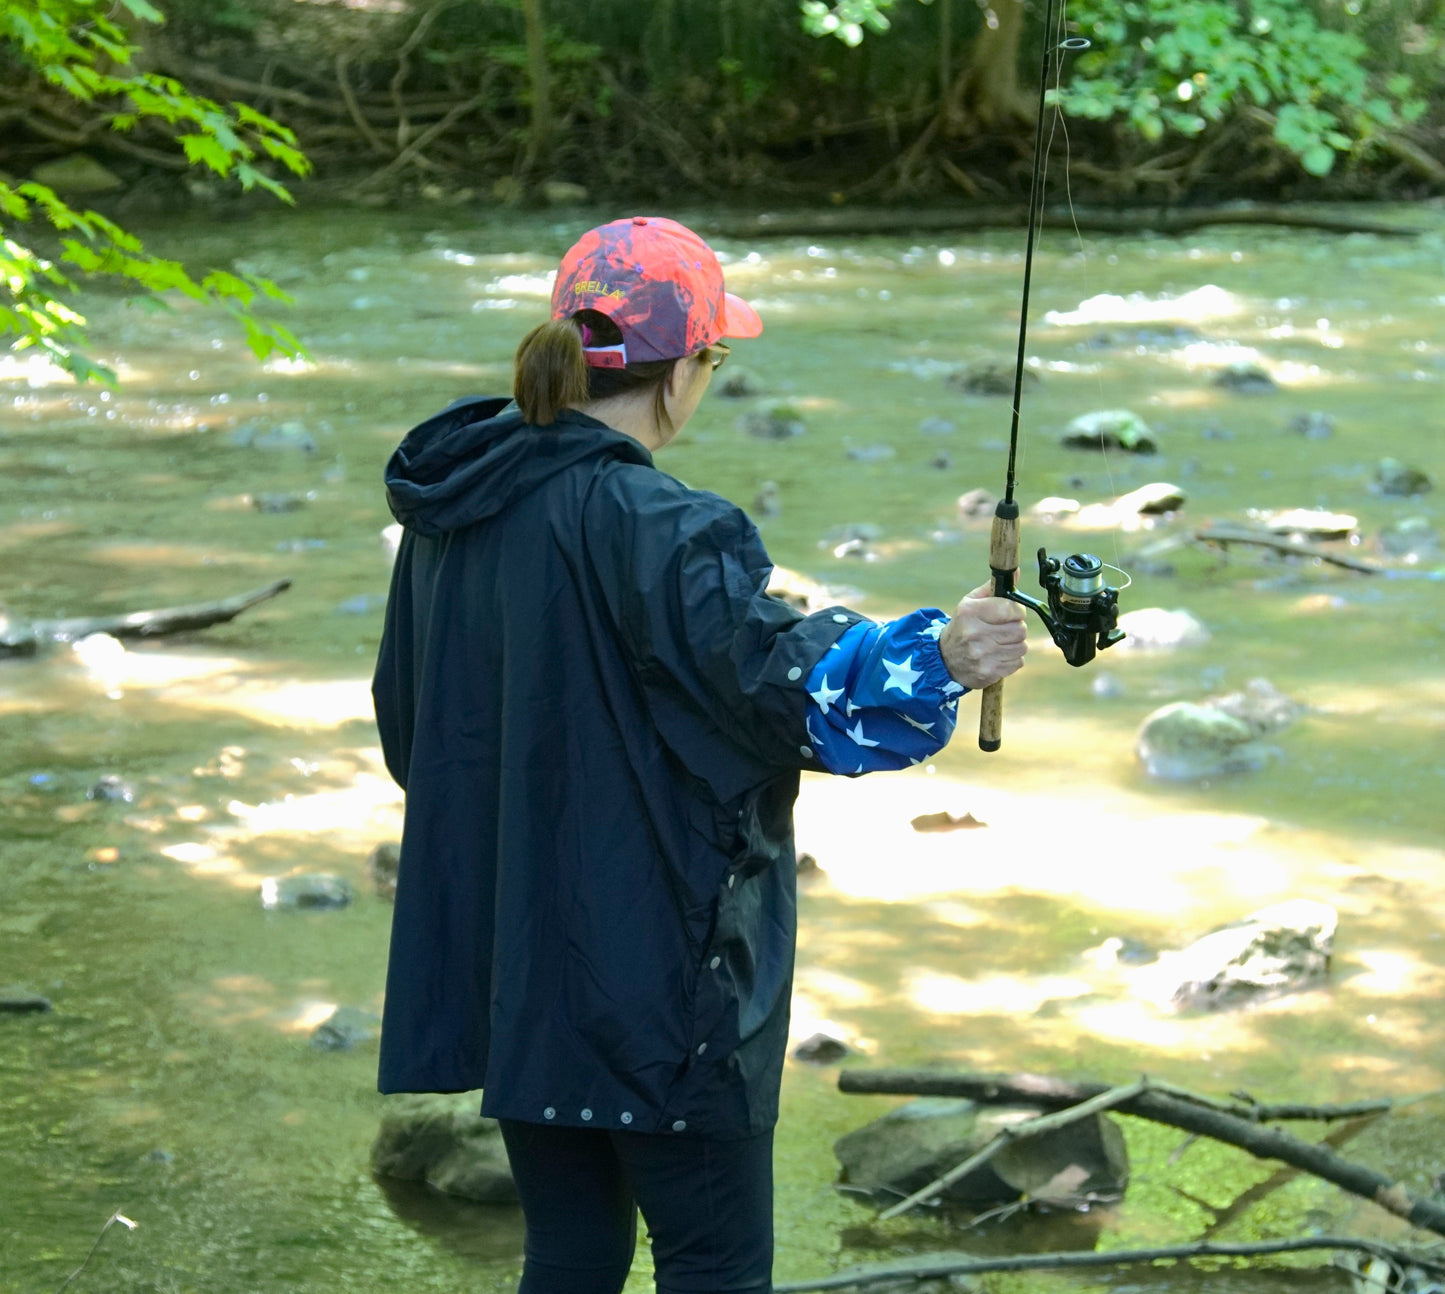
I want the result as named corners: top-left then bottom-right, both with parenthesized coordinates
top-left (373, 216), bottom-right (1026, 1293)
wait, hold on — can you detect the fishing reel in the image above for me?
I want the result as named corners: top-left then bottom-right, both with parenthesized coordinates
top-left (1000, 549), bottom-right (1126, 667)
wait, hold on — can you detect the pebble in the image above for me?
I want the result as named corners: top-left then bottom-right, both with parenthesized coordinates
top-left (1373, 457), bottom-right (1433, 497)
top-left (260, 873), bottom-right (356, 911)
top-left (1211, 363), bottom-right (1278, 394)
top-left (1288, 411), bottom-right (1335, 439)
top-left (250, 492), bottom-right (310, 513)
top-left (738, 402), bottom-right (805, 440)
top-left (791, 1032), bottom-right (852, 1064)
top-left (86, 775), bottom-right (135, 803)
top-left (311, 1006), bottom-right (380, 1051)
top-left (845, 445), bottom-right (895, 463)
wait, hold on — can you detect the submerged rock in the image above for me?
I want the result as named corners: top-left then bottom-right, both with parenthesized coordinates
top-left (918, 417), bottom-right (956, 436)
top-left (250, 492), bottom-right (310, 514)
top-left (956, 488), bottom-right (997, 521)
top-left (86, 775), bottom-right (134, 803)
top-left (738, 401), bottom-right (805, 440)
top-left (1377, 517), bottom-right (1440, 559)
top-left (1136, 701), bottom-right (1276, 781)
top-left (260, 873), bottom-right (356, 911)
top-left (228, 421), bottom-right (318, 454)
top-left (311, 1006), bottom-right (380, 1051)
top-left (1288, 411), bottom-right (1336, 440)
top-left (928, 450), bottom-right (953, 471)
top-left (1208, 677), bottom-right (1302, 736)
top-left (715, 368), bottom-right (763, 399)
top-left (1169, 900), bottom-right (1337, 1010)
top-left (1373, 457), bottom-right (1433, 497)
top-left (368, 842), bottom-right (401, 902)
top-left (946, 363), bottom-right (1035, 397)
top-left (1211, 363), bottom-right (1278, 394)
top-left (1085, 326), bottom-right (1203, 350)
top-left (0, 986), bottom-right (53, 1014)
top-left (835, 1097), bottom-right (1128, 1208)
top-left (846, 444), bottom-right (895, 463)
top-left (751, 481), bottom-right (781, 518)
top-left (372, 1093), bottom-right (517, 1204)
top-left (1061, 410), bottom-right (1157, 454)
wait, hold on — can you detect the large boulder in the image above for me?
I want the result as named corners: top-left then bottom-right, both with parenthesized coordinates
top-left (1168, 900), bottom-right (1337, 1010)
top-left (1061, 410), bottom-right (1157, 454)
top-left (1136, 702), bottom-right (1275, 781)
top-left (834, 1097), bottom-right (1128, 1209)
top-left (372, 1093), bottom-right (518, 1205)
top-left (1115, 607), bottom-right (1210, 651)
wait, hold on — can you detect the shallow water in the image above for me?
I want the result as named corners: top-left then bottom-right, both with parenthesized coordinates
top-left (1, 201), bottom-right (1443, 1292)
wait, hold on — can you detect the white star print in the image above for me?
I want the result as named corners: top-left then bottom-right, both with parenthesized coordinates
top-left (942, 680), bottom-right (965, 696)
top-left (882, 655), bottom-right (924, 696)
top-left (855, 763), bottom-right (865, 774)
top-left (922, 618), bottom-right (948, 640)
top-left (809, 674), bottom-right (844, 714)
top-left (845, 699), bottom-right (859, 718)
top-left (847, 720), bottom-right (879, 748)
top-left (900, 713), bottom-right (935, 734)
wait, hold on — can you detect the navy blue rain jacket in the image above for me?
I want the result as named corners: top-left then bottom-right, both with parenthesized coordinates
top-left (372, 398), bottom-right (860, 1138)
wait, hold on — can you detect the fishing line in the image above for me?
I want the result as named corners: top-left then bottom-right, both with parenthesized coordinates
top-left (1044, 6), bottom-right (1129, 572)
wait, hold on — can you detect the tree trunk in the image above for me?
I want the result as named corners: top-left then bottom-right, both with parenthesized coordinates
top-left (953, 0), bottom-right (1031, 128)
top-left (519, 0), bottom-right (553, 180)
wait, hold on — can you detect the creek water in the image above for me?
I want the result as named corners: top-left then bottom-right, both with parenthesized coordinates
top-left (1, 202), bottom-right (1442, 1293)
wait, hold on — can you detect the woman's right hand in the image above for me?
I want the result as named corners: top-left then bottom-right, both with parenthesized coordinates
top-left (938, 581), bottom-right (1028, 691)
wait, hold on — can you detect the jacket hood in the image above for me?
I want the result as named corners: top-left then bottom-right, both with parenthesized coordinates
top-left (384, 397), bottom-right (653, 536)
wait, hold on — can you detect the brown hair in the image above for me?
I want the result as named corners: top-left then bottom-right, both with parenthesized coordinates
top-left (512, 309), bottom-right (694, 431)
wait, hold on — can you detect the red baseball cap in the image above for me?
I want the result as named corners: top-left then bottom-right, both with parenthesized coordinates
top-left (551, 216), bottom-right (763, 368)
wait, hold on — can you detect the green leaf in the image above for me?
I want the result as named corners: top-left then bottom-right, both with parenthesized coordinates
top-left (180, 133), bottom-right (235, 176)
top-left (1300, 143), bottom-right (1336, 175)
top-left (117, 0), bottom-right (166, 21)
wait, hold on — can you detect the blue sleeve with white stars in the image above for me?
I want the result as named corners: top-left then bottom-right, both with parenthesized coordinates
top-left (803, 609), bottom-right (963, 775)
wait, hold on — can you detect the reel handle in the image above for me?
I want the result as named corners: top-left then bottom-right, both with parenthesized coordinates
top-left (977, 499), bottom-right (1020, 753)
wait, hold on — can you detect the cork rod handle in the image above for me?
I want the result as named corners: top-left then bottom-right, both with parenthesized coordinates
top-left (977, 500), bottom-right (1021, 753)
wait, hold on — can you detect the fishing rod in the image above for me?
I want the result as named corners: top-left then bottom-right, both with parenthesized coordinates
top-left (976, 0), bottom-right (1125, 752)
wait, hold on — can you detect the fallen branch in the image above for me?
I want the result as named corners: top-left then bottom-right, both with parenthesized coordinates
top-left (1192, 523), bottom-right (1384, 573)
top-left (840, 1069), bottom-right (1393, 1124)
top-left (772, 1236), bottom-right (1445, 1293)
top-left (704, 204), bottom-right (1420, 240)
top-left (55, 1210), bottom-right (138, 1294)
top-left (839, 1069), bottom-right (1445, 1237)
top-left (878, 1078), bottom-right (1146, 1220)
top-left (1, 579), bottom-right (293, 657)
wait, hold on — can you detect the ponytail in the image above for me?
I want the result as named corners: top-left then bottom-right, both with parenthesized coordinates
top-left (513, 318), bottom-right (590, 426)
top-left (512, 308), bottom-right (683, 432)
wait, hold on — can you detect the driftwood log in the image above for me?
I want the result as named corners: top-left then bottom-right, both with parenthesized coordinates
top-left (0, 579), bottom-right (293, 658)
top-left (704, 205), bottom-right (1421, 241)
top-left (1192, 523), bottom-right (1384, 574)
top-left (838, 1069), bottom-right (1445, 1237)
top-left (773, 1237), bottom-right (1445, 1293)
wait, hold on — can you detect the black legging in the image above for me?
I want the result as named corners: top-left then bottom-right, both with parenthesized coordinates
top-left (498, 1120), bottom-right (774, 1294)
